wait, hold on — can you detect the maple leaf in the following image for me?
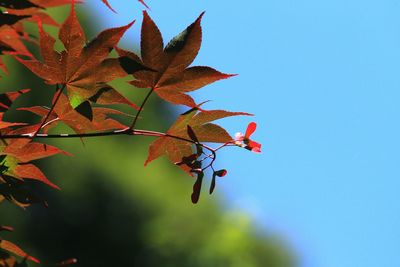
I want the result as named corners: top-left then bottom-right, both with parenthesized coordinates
top-left (0, 60), bottom-right (5, 76)
top-left (0, 26), bottom-right (32, 57)
top-left (138, 0), bottom-right (150, 10)
top-left (31, 0), bottom-right (78, 7)
top-left (0, 0), bottom-right (41, 9)
top-left (0, 12), bottom-right (30, 27)
top-left (0, 239), bottom-right (39, 264)
top-left (145, 107), bottom-right (251, 171)
top-left (1, 0), bottom-right (78, 27)
top-left (0, 173), bottom-right (49, 208)
top-left (100, 0), bottom-right (150, 12)
top-left (89, 84), bottom-right (139, 110)
top-left (1, 139), bottom-right (69, 163)
top-left (14, 2), bottom-right (144, 109)
top-left (0, 114), bottom-right (26, 130)
top-left (101, 0), bottom-right (116, 13)
top-left (0, 252), bottom-right (17, 267)
top-left (0, 139), bottom-right (68, 189)
top-left (0, 89), bottom-right (30, 129)
top-left (1, 0), bottom-right (79, 38)
top-left (117, 11), bottom-right (235, 108)
top-left (0, 26), bottom-right (32, 76)
top-left (2, 0), bottom-right (80, 10)
top-left (0, 89), bottom-right (30, 112)
top-left (17, 93), bottom-right (131, 134)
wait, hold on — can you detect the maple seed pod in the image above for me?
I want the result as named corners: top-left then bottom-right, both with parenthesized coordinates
top-left (191, 172), bottom-right (204, 204)
top-left (215, 169), bottom-right (227, 177)
top-left (209, 175), bottom-right (216, 194)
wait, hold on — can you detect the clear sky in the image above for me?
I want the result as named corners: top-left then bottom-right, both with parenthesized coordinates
top-left (88, 1), bottom-right (400, 267)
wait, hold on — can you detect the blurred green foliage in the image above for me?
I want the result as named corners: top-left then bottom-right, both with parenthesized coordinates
top-left (0, 5), bottom-right (296, 267)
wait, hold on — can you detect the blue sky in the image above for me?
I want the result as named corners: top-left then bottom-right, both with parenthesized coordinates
top-left (88, 1), bottom-right (400, 266)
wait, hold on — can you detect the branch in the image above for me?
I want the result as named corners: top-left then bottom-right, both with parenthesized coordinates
top-left (0, 128), bottom-right (156, 139)
top-left (0, 128), bottom-right (210, 149)
top-left (0, 127), bottom-right (219, 166)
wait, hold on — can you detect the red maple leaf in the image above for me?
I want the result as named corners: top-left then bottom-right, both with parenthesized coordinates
top-left (1, 0), bottom-right (80, 27)
top-left (14, 2), bottom-right (141, 109)
top-left (117, 11), bottom-right (235, 108)
top-left (0, 239), bottom-right (40, 264)
top-left (0, 26), bottom-right (32, 57)
top-left (100, 0), bottom-right (150, 12)
top-left (101, 0), bottom-right (116, 13)
top-left (0, 89), bottom-right (30, 129)
top-left (0, 138), bottom-right (69, 189)
top-left (138, 0), bottom-right (150, 10)
top-left (145, 107), bottom-right (251, 172)
top-left (17, 93), bottom-right (132, 134)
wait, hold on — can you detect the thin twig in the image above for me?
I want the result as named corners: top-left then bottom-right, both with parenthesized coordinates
top-left (129, 87), bottom-right (154, 131)
top-left (33, 84), bottom-right (65, 137)
top-left (214, 141), bottom-right (235, 151)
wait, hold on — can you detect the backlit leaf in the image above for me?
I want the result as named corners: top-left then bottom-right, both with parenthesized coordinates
top-left (0, 26), bottom-right (32, 57)
top-left (145, 108), bottom-right (250, 171)
top-left (101, 0), bottom-right (116, 13)
top-left (138, 0), bottom-right (150, 10)
top-left (100, 0), bottom-right (149, 12)
top-left (89, 84), bottom-right (139, 109)
top-left (0, 240), bottom-right (39, 264)
top-left (0, 89), bottom-right (30, 130)
top-left (0, 175), bottom-right (49, 208)
top-left (2, 141), bottom-right (69, 163)
top-left (14, 3), bottom-right (135, 108)
top-left (19, 93), bottom-right (131, 133)
top-left (118, 11), bottom-right (234, 107)
top-left (13, 164), bottom-right (60, 189)
top-left (2, 0), bottom-right (77, 28)
top-left (0, 12), bottom-right (30, 26)
top-left (0, 0), bottom-right (41, 9)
